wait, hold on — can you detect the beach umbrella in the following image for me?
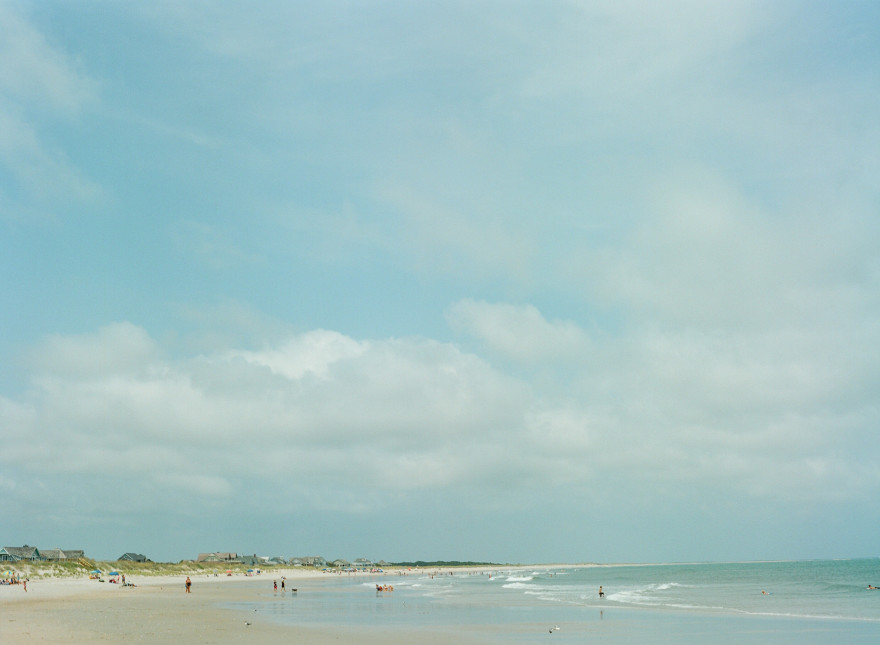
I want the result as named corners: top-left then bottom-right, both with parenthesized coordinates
top-left (90, 569), bottom-right (102, 574)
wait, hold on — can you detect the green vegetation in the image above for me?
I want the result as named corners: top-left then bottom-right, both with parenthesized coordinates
top-left (5, 559), bottom-right (510, 579)
top-left (4, 559), bottom-right (287, 580)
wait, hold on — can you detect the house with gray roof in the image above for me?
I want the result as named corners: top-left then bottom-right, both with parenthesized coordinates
top-left (297, 556), bottom-right (327, 568)
top-left (40, 548), bottom-right (85, 561)
top-left (0, 545), bottom-right (45, 562)
top-left (197, 552), bottom-right (238, 562)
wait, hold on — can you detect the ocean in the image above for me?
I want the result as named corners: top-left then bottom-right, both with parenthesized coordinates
top-left (227, 559), bottom-right (880, 643)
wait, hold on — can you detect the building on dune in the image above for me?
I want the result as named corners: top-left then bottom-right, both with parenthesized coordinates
top-left (197, 552), bottom-right (240, 563)
top-left (2, 546), bottom-right (86, 562)
top-left (1, 545), bottom-right (45, 562)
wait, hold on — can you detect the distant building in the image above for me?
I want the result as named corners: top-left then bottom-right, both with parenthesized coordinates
top-left (238, 554), bottom-right (261, 566)
top-left (117, 553), bottom-right (149, 562)
top-left (0, 545), bottom-right (45, 562)
top-left (352, 558), bottom-right (373, 569)
top-left (197, 552), bottom-right (239, 563)
top-left (41, 548), bottom-right (85, 561)
top-left (297, 556), bottom-right (327, 568)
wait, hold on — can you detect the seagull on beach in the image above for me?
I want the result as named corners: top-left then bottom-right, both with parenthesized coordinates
top-left (244, 621), bottom-right (251, 626)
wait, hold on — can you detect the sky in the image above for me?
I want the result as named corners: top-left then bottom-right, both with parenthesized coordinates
top-left (1, 1), bottom-right (879, 565)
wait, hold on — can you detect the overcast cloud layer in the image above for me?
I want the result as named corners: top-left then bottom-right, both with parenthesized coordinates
top-left (1, 1), bottom-right (878, 564)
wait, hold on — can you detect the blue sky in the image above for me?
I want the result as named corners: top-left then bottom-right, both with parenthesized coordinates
top-left (1, 1), bottom-right (878, 564)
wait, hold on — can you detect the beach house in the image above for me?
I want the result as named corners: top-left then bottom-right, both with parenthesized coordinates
top-left (298, 556), bottom-right (327, 568)
top-left (117, 553), bottom-right (149, 562)
top-left (197, 552), bottom-right (239, 563)
top-left (0, 545), bottom-right (45, 562)
top-left (40, 548), bottom-right (85, 561)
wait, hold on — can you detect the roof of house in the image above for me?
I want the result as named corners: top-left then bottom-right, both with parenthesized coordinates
top-left (197, 552), bottom-right (238, 562)
top-left (1, 545), bottom-right (41, 558)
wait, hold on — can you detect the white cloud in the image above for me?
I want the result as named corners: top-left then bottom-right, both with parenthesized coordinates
top-left (230, 330), bottom-right (366, 380)
top-left (155, 473), bottom-right (232, 498)
top-left (27, 322), bottom-right (162, 378)
top-left (0, 4), bottom-right (96, 111)
top-left (447, 299), bottom-right (590, 362)
top-left (0, 3), bottom-right (101, 209)
top-left (2, 325), bottom-right (536, 508)
top-left (570, 167), bottom-right (880, 332)
top-left (378, 182), bottom-right (536, 284)
top-left (3, 316), bottom-right (876, 519)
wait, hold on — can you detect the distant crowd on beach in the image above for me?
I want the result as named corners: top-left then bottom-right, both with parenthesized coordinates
top-left (2, 574), bottom-right (28, 590)
top-left (2, 574), bottom-right (26, 585)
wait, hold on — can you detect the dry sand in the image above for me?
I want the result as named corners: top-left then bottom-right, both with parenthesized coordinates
top-left (0, 567), bottom-right (518, 644)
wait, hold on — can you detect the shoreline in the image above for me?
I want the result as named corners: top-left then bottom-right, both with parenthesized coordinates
top-left (0, 564), bottom-right (550, 644)
top-left (0, 562), bottom-right (570, 601)
top-left (3, 563), bottom-right (877, 644)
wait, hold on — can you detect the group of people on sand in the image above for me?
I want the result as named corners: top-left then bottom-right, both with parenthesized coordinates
top-left (3, 575), bottom-right (27, 591)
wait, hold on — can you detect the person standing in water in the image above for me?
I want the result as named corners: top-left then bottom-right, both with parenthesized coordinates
top-left (598, 586), bottom-right (604, 598)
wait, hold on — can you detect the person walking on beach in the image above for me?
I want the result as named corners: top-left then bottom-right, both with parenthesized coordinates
top-left (185, 577), bottom-right (192, 593)
top-left (274, 580), bottom-right (278, 592)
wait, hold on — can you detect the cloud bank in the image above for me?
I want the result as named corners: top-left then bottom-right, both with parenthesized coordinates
top-left (1, 1), bottom-right (878, 562)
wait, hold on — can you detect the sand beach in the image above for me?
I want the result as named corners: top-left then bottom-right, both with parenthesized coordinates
top-left (4, 561), bottom-right (878, 644)
top-left (0, 566), bottom-right (506, 644)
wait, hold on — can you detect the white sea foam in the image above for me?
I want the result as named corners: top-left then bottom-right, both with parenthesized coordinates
top-left (505, 575), bottom-right (533, 582)
top-left (654, 582), bottom-right (683, 591)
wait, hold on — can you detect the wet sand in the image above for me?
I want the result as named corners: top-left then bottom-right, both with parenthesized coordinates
top-left (0, 568), bottom-right (501, 644)
top-left (5, 569), bottom-right (874, 645)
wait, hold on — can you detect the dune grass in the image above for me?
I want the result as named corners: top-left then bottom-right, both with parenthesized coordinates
top-left (5, 559), bottom-right (286, 579)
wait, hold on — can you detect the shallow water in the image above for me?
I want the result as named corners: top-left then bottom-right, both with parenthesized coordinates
top-left (225, 559), bottom-right (880, 643)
